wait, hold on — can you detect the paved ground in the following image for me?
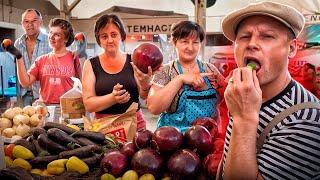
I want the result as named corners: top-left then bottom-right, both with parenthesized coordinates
top-left (141, 107), bottom-right (159, 132)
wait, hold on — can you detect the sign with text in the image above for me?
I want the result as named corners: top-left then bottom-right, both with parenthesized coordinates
top-left (124, 16), bottom-right (187, 35)
top-left (305, 14), bottom-right (320, 24)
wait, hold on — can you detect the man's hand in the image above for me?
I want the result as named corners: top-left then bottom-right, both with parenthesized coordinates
top-left (223, 67), bottom-right (262, 180)
top-left (1, 39), bottom-right (22, 59)
top-left (224, 67), bottom-right (262, 121)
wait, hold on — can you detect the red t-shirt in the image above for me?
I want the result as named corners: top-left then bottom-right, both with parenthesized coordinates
top-left (28, 51), bottom-right (81, 104)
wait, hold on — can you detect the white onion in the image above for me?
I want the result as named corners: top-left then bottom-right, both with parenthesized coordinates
top-left (2, 128), bottom-right (15, 138)
top-left (13, 114), bottom-right (30, 125)
top-left (12, 107), bottom-right (23, 116)
top-left (3, 108), bottom-right (15, 119)
top-left (15, 123), bottom-right (30, 137)
top-left (0, 118), bottom-right (12, 130)
top-left (23, 105), bottom-right (36, 116)
top-left (30, 114), bottom-right (41, 127)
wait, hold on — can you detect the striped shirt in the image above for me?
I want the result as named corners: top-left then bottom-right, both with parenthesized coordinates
top-left (14, 32), bottom-right (52, 99)
top-left (222, 80), bottom-right (320, 179)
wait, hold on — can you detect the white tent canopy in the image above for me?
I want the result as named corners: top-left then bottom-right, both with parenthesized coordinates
top-left (48, 0), bottom-right (320, 32)
top-left (47, 0), bottom-right (320, 65)
top-left (48, 0), bottom-right (250, 32)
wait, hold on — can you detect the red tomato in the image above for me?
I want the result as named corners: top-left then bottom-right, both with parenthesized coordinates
top-left (74, 32), bottom-right (84, 42)
top-left (4, 144), bottom-right (15, 158)
top-left (2, 39), bottom-right (12, 48)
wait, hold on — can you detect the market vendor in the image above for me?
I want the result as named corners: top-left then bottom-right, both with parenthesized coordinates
top-left (2, 18), bottom-right (81, 106)
top-left (82, 14), bottom-right (153, 131)
top-left (147, 20), bottom-right (226, 133)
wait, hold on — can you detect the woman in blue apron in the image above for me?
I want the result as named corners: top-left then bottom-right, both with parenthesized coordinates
top-left (147, 21), bottom-right (226, 133)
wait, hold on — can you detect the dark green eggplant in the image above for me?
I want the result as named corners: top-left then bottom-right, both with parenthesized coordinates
top-left (82, 153), bottom-right (102, 167)
top-left (0, 168), bottom-right (34, 180)
top-left (29, 155), bottom-right (59, 168)
top-left (30, 127), bottom-right (47, 139)
top-left (75, 137), bottom-right (97, 146)
top-left (43, 122), bottom-right (76, 134)
top-left (47, 128), bottom-right (80, 146)
top-left (31, 139), bottom-right (50, 157)
top-left (72, 131), bottom-right (105, 143)
top-left (58, 145), bottom-right (101, 158)
top-left (37, 134), bottom-right (67, 154)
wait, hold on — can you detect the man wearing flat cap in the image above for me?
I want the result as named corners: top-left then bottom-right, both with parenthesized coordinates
top-left (219, 1), bottom-right (320, 180)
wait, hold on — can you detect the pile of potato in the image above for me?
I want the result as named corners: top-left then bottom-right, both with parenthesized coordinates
top-left (0, 105), bottom-right (45, 139)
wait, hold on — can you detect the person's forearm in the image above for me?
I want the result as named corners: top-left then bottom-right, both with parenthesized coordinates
top-left (16, 58), bottom-right (33, 87)
top-left (138, 86), bottom-right (150, 100)
top-left (83, 94), bottom-right (116, 113)
top-left (137, 81), bottom-right (152, 100)
top-left (224, 117), bottom-right (259, 180)
top-left (147, 76), bottom-right (183, 115)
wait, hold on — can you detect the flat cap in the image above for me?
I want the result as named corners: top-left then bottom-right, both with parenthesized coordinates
top-left (222, 1), bottom-right (305, 41)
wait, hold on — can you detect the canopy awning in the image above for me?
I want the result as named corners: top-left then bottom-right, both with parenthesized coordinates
top-left (71, 6), bottom-right (188, 43)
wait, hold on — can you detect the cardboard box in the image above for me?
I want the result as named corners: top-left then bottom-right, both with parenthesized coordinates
top-left (60, 78), bottom-right (85, 119)
top-left (60, 96), bottom-right (85, 119)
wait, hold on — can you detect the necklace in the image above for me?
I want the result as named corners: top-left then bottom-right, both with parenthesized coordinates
top-left (180, 61), bottom-right (196, 72)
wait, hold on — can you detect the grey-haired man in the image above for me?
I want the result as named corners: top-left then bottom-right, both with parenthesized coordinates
top-left (15, 9), bottom-right (51, 105)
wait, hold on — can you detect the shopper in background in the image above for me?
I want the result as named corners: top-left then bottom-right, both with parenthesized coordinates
top-left (72, 32), bottom-right (88, 70)
top-left (15, 9), bottom-right (52, 105)
top-left (147, 20), bottom-right (226, 133)
top-left (82, 14), bottom-right (152, 131)
top-left (301, 62), bottom-right (316, 94)
top-left (3, 18), bottom-right (80, 105)
top-left (0, 46), bottom-right (15, 87)
top-left (315, 66), bottom-right (320, 99)
top-left (219, 2), bottom-right (320, 179)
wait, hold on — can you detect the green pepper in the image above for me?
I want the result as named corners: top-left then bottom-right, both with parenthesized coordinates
top-left (247, 62), bottom-right (257, 70)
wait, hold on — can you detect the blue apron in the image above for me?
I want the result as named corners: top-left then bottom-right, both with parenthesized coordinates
top-left (157, 60), bottom-right (218, 133)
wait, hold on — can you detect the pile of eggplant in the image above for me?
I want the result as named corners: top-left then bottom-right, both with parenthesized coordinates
top-left (19, 122), bottom-right (117, 169)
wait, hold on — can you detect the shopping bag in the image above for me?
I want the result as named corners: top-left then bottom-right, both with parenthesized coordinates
top-left (83, 103), bottom-right (138, 143)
